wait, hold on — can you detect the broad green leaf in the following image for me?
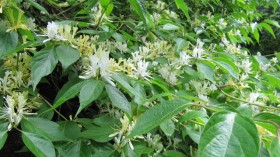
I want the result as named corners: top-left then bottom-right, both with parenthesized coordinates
top-left (266, 74), bottom-right (280, 88)
top-left (173, 38), bottom-right (188, 51)
top-left (1, 40), bottom-right (43, 57)
top-left (264, 19), bottom-right (280, 28)
top-left (162, 24), bottom-right (180, 31)
top-left (63, 141), bottom-right (82, 157)
top-left (80, 125), bottom-right (115, 142)
top-left (27, 0), bottom-right (49, 15)
top-left (269, 138), bottom-right (280, 157)
top-left (31, 46), bottom-right (58, 90)
top-left (21, 118), bottom-right (70, 142)
top-left (179, 110), bottom-right (208, 123)
top-left (253, 29), bottom-right (260, 43)
top-left (58, 121), bottom-right (81, 140)
top-left (196, 62), bottom-right (215, 82)
top-left (92, 114), bottom-right (120, 127)
top-left (111, 74), bottom-right (138, 96)
top-left (198, 112), bottom-right (260, 157)
top-left (260, 23), bottom-right (275, 38)
top-left (254, 112), bottom-right (280, 126)
top-left (52, 80), bottom-right (85, 111)
top-left (0, 123), bottom-right (8, 150)
top-left (0, 30), bottom-right (18, 56)
top-left (184, 126), bottom-right (201, 144)
top-left (163, 150), bottom-right (186, 157)
top-left (22, 131), bottom-right (55, 157)
top-left (55, 45), bottom-right (80, 70)
top-left (160, 119), bottom-right (175, 137)
top-left (214, 58), bottom-right (239, 79)
top-left (105, 85), bottom-right (132, 116)
top-left (77, 79), bottom-right (104, 116)
top-left (128, 0), bottom-right (148, 26)
top-left (174, 0), bottom-right (191, 22)
top-left (128, 100), bottom-right (191, 138)
top-left (100, 0), bottom-right (110, 6)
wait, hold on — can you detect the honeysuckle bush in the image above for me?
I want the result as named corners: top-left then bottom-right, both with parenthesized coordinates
top-left (0, 0), bottom-right (280, 156)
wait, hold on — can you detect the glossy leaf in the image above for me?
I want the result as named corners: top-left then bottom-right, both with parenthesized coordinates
top-left (198, 112), bottom-right (260, 157)
top-left (128, 100), bottom-right (191, 138)
top-left (22, 131), bottom-right (55, 157)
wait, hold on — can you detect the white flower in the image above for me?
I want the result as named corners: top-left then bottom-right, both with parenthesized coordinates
top-left (192, 39), bottom-right (205, 58)
top-left (134, 60), bottom-right (151, 79)
top-left (271, 57), bottom-right (278, 64)
top-left (251, 22), bottom-right (258, 31)
top-left (0, 92), bottom-right (34, 131)
top-left (39, 21), bottom-right (66, 43)
top-left (198, 94), bottom-right (209, 102)
top-left (241, 59), bottom-right (252, 74)
top-left (116, 42), bottom-right (127, 53)
top-left (179, 51), bottom-right (191, 66)
top-left (248, 93), bottom-right (259, 104)
top-left (47, 22), bottom-right (59, 39)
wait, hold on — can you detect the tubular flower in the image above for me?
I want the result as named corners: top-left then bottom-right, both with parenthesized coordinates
top-left (0, 92), bottom-right (36, 131)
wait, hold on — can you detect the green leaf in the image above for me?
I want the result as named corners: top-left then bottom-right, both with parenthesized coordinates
top-left (80, 125), bottom-right (115, 142)
top-left (0, 123), bottom-right (8, 150)
top-left (52, 80), bottom-right (85, 111)
top-left (111, 74), bottom-right (138, 96)
top-left (214, 58), bottom-right (239, 79)
top-left (58, 121), bottom-right (81, 141)
top-left (254, 112), bottom-right (280, 126)
top-left (253, 29), bottom-right (260, 43)
top-left (128, 100), bottom-right (191, 138)
top-left (173, 38), bottom-right (188, 51)
top-left (105, 85), bottom-right (132, 116)
top-left (22, 131), bottom-right (55, 157)
top-left (162, 24), bottom-right (180, 31)
top-left (1, 40), bottom-right (43, 57)
top-left (260, 23), bottom-right (275, 38)
top-left (31, 46), bottom-right (58, 90)
top-left (266, 74), bottom-right (280, 88)
top-left (269, 138), bottom-right (280, 157)
top-left (55, 45), bottom-right (80, 70)
top-left (128, 0), bottom-right (148, 26)
top-left (179, 110), bottom-right (208, 123)
top-left (100, 0), bottom-right (110, 6)
top-left (160, 119), bottom-right (175, 137)
top-left (21, 118), bottom-right (70, 142)
top-left (77, 79), bottom-right (104, 116)
top-left (196, 62), bottom-right (215, 82)
top-left (163, 150), bottom-right (186, 157)
top-left (174, 0), bottom-right (191, 22)
top-left (27, 0), bottom-right (49, 15)
top-left (0, 30), bottom-right (18, 56)
top-left (198, 112), bottom-right (260, 157)
top-left (264, 19), bottom-right (280, 28)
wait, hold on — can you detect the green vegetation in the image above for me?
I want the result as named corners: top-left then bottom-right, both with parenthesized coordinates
top-left (0, 0), bottom-right (280, 156)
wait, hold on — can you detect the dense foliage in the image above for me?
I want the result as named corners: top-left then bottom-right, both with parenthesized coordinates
top-left (0, 0), bottom-right (280, 156)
